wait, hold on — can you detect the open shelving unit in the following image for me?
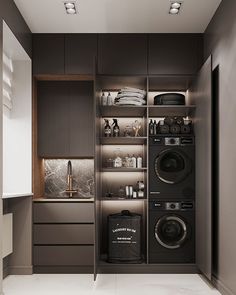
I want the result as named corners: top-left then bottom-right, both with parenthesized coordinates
top-left (95, 74), bottom-right (196, 273)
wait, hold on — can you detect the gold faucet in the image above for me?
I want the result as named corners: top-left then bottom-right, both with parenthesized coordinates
top-left (65, 161), bottom-right (78, 198)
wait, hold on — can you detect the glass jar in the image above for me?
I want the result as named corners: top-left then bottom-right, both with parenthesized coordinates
top-left (124, 125), bottom-right (133, 137)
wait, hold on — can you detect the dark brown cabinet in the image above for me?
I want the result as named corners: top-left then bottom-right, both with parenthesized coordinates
top-left (148, 34), bottom-right (203, 75)
top-left (65, 34), bottom-right (97, 74)
top-left (33, 34), bottom-right (65, 75)
top-left (37, 81), bottom-right (94, 157)
top-left (98, 34), bottom-right (147, 75)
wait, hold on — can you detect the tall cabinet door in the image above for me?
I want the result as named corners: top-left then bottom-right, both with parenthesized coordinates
top-left (188, 56), bottom-right (212, 281)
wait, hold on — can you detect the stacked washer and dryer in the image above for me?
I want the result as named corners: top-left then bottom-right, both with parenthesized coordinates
top-left (148, 95), bottom-right (195, 264)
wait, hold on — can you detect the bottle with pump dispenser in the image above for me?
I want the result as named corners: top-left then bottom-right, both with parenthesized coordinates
top-left (101, 92), bottom-right (107, 105)
top-left (104, 119), bottom-right (111, 137)
top-left (112, 119), bottom-right (120, 137)
top-left (153, 120), bottom-right (157, 135)
top-left (149, 119), bottom-right (154, 135)
top-left (107, 92), bottom-right (113, 105)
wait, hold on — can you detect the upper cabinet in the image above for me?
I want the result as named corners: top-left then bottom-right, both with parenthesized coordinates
top-left (98, 34), bottom-right (148, 75)
top-left (33, 34), bottom-right (65, 75)
top-left (148, 34), bottom-right (203, 75)
top-left (65, 34), bottom-right (97, 75)
top-left (37, 81), bottom-right (94, 158)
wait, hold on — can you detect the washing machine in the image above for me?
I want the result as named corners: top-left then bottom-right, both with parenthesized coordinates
top-left (149, 136), bottom-right (195, 199)
top-left (149, 200), bottom-right (195, 263)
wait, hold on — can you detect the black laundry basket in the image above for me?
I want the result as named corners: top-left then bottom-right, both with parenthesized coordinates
top-left (107, 210), bottom-right (142, 263)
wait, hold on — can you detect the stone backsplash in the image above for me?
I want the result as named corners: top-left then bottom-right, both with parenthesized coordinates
top-left (44, 159), bottom-right (94, 198)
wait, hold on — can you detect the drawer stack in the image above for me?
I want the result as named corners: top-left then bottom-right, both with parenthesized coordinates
top-left (33, 201), bottom-right (94, 273)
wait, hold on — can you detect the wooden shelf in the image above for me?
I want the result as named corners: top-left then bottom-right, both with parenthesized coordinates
top-left (100, 106), bottom-right (147, 117)
top-left (101, 168), bottom-right (147, 172)
top-left (101, 197), bottom-right (146, 201)
top-left (148, 105), bottom-right (196, 117)
top-left (34, 74), bottom-right (94, 81)
top-left (100, 137), bottom-right (147, 145)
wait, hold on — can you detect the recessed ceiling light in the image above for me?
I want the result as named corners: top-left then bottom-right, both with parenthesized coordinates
top-left (169, 2), bottom-right (182, 15)
top-left (64, 1), bottom-right (77, 14)
top-left (170, 8), bottom-right (179, 14)
top-left (65, 2), bottom-right (74, 9)
top-left (67, 8), bottom-right (76, 14)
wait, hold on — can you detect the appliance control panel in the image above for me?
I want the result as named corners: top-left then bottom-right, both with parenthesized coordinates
top-left (165, 202), bottom-right (181, 210)
top-left (150, 201), bottom-right (194, 211)
top-left (165, 137), bottom-right (180, 146)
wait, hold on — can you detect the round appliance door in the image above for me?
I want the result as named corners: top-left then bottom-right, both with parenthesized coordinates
top-left (155, 215), bottom-right (188, 249)
top-left (154, 148), bottom-right (192, 184)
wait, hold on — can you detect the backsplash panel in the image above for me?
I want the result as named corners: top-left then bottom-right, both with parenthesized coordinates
top-left (44, 159), bottom-right (94, 198)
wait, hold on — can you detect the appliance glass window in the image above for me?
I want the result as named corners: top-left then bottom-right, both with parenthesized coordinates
top-left (155, 149), bottom-right (191, 184)
top-left (160, 152), bottom-right (185, 172)
top-left (155, 215), bottom-right (187, 249)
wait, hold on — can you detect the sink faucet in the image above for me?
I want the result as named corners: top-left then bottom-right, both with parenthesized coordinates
top-left (65, 160), bottom-right (78, 198)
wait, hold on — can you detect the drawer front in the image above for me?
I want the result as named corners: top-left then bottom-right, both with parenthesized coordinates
top-left (34, 224), bottom-right (94, 245)
top-left (34, 245), bottom-right (94, 266)
top-left (34, 202), bottom-right (94, 223)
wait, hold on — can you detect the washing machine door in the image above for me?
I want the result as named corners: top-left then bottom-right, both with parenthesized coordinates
top-left (154, 148), bottom-right (192, 184)
top-left (155, 215), bottom-right (188, 249)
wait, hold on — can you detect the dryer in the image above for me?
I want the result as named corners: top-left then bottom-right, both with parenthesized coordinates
top-left (149, 200), bottom-right (195, 264)
top-left (149, 136), bottom-right (195, 199)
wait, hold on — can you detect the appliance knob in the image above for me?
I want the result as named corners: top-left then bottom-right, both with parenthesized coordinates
top-left (170, 203), bottom-right (176, 209)
top-left (170, 138), bottom-right (176, 145)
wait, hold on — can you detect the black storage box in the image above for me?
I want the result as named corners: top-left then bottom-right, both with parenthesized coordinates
top-left (154, 93), bottom-right (185, 105)
top-left (108, 210), bottom-right (142, 263)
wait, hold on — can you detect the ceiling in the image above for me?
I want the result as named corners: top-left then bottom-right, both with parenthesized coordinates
top-left (13, 0), bottom-right (222, 33)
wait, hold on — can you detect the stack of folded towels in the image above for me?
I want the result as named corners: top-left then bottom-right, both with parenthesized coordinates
top-left (114, 87), bottom-right (146, 106)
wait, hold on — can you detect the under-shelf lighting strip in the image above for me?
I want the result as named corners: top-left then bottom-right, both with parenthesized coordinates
top-left (169, 2), bottom-right (182, 15)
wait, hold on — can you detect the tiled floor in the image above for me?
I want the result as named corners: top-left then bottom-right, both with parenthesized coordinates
top-left (3, 274), bottom-right (221, 295)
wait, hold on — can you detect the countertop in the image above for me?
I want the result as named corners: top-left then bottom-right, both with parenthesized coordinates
top-left (3, 193), bottom-right (33, 199)
top-left (33, 197), bottom-right (94, 202)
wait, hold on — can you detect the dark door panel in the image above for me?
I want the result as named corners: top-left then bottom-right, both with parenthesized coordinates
top-left (65, 34), bottom-right (97, 74)
top-left (148, 34), bottom-right (203, 75)
top-left (33, 34), bottom-right (65, 75)
top-left (69, 81), bottom-right (94, 157)
top-left (37, 81), bottom-right (69, 157)
top-left (98, 34), bottom-right (147, 74)
top-left (188, 56), bottom-right (212, 281)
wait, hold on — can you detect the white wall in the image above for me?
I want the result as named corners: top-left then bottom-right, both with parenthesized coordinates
top-left (3, 60), bottom-right (32, 196)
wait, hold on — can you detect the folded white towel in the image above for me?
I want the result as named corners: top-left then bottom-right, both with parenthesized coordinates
top-left (120, 87), bottom-right (146, 96)
top-left (115, 100), bottom-right (144, 106)
top-left (116, 92), bottom-right (145, 99)
top-left (116, 97), bottom-right (146, 104)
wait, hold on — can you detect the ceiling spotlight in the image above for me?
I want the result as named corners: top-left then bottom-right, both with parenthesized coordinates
top-left (64, 1), bottom-right (77, 14)
top-left (67, 8), bottom-right (76, 14)
top-left (170, 8), bottom-right (179, 14)
top-left (169, 2), bottom-right (182, 15)
top-left (171, 2), bottom-right (181, 9)
top-left (65, 2), bottom-right (74, 9)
